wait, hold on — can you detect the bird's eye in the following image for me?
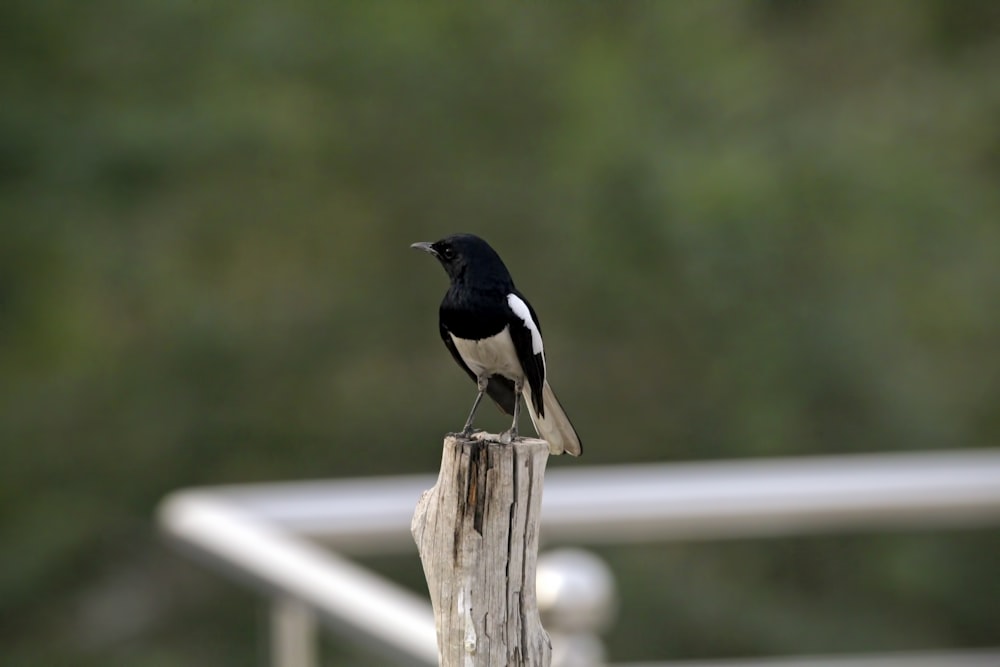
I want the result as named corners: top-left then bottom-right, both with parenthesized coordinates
top-left (441, 246), bottom-right (455, 260)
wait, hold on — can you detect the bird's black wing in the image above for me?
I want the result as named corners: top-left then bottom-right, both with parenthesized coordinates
top-left (439, 321), bottom-right (517, 415)
top-left (505, 291), bottom-right (546, 417)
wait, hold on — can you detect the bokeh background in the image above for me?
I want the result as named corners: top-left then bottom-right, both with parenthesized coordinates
top-left (3, 1), bottom-right (1000, 665)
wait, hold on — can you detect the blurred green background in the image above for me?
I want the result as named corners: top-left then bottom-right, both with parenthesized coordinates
top-left (2, 1), bottom-right (999, 665)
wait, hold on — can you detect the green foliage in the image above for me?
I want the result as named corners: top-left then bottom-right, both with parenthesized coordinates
top-left (2, 1), bottom-right (998, 664)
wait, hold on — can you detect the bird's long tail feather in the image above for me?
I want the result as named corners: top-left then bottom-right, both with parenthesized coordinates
top-left (524, 381), bottom-right (582, 456)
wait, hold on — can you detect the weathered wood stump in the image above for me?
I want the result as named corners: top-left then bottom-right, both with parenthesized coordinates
top-left (412, 433), bottom-right (552, 667)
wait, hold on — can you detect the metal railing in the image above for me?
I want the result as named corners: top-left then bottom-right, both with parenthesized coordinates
top-left (157, 448), bottom-right (1000, 666)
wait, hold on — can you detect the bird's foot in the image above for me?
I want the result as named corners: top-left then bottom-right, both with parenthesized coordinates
top-left (458, 426), bottom-right (483, 438)
top-left (499, 428), bottom-right (519, 444)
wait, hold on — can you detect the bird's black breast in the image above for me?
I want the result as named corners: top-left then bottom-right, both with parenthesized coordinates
top-left (439, 287), bottom-right (510, 341)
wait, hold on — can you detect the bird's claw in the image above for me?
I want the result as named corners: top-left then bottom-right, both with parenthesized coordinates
top-left (499, 429), bottom-right (518, 444)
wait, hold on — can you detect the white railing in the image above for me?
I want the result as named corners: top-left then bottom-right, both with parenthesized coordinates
top-left (157, 448), bottom-right (1000, 667)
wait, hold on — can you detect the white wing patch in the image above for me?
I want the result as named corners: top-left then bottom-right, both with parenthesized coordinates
top-left (507, 293), bottom-right (544, 355)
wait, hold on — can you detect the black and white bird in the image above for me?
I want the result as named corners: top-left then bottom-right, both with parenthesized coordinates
top-left (411, 233), bottom-right (582, 456)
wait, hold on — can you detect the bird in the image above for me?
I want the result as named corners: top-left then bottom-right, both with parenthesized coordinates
top-left (411, 233), bottom-right (582, 456)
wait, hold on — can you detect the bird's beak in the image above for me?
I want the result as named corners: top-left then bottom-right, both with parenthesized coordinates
top-left (410, 241), bottom-right (437, 256)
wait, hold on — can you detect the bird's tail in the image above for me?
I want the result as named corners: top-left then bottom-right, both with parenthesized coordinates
top-left (524, 381), bottom-right (582, 456)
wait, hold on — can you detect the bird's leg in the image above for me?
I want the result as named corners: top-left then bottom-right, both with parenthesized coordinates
top-left (460, 375), bottom-right (489, 436)
top-left (500, 377), bottom-right (524, 444)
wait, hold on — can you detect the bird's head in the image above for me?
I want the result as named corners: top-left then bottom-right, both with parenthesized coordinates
top-left (411, 233), bottom-right (511, 286)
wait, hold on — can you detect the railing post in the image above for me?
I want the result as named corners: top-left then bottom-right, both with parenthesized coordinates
top-left (538, 549), bottom-right (617, 667)
top-left (270, 597), bottom-right (318, 667)
top-left (412, 434), bottom-right (552, 667)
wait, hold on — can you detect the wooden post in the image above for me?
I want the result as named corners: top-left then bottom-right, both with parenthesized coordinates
top-left (412, 433), bottom-right (552, 667)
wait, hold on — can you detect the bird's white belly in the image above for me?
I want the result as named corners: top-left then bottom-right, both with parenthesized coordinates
top-left (450, 327), bottom-right (523, 380)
